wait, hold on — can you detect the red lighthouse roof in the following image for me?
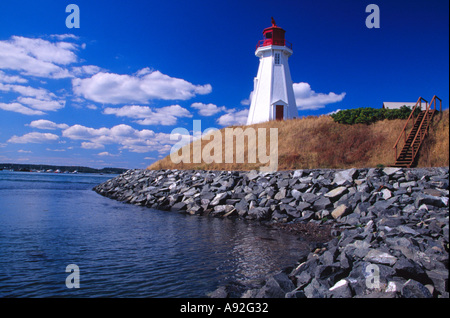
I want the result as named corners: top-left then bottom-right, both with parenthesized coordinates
top-left (256, 18), bottom-right (292, 50)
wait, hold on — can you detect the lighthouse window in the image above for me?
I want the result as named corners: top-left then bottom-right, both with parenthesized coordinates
top-left (265, 32), bottom-right (272, 39)
top-left (274, 53), bottom-right (280, 65)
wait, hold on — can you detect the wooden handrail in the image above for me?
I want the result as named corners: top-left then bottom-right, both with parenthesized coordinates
top-left (409, 95), bottom-right (441, 160)
top-left (433, 95), bottom-right (442, 111)
top-left (393, 95), bottom-right (441, 166)
top-left (392, 96), bottom-right (427, 161)
top-left (410, 100), bottom-right (432, 160)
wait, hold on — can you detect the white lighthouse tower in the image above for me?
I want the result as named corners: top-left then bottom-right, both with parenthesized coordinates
top-left (247, 18), bottom-right (298, 125)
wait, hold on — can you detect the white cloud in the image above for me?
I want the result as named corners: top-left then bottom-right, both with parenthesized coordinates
top-left (12, 36), bottom-right (78, 64)
top-left (18, 97), bottom-right (65, 112)
top-left (0, 83), bottom-right (54, 99)
top-left (8, 132), bottom-right (59, 143)
top-left (72, 68), bottom-right (212, 104)
top-left (63, 124), bottom-right (113, 142)
top-left (135, 67), bottom-right (153, 76)
top-left (327, 109), bottom-right (342, 115)
top-left (240, 91), bottom-right (254, 106)
top-left (28, 119), bottom-right (69, 130)
top-left (62, 123), bottom-right (179, 154)
top-left (81, 142), bottom-right (105, 149)
top-left (0, 36), bottom-right (77, 78)
top-left (71, 65), bottom-right (102, 77)
top-left (103, 104), bottom-right (192, 126)
top-left (18, 149), bottom-right (32, 153)
top-left (0, 70), bottom-right (28, 83)
top-left (155, 144), bottom-right (173, 154)
top-left (293, 82), bottom-right (346, 110)
top-left (240, 98), bottom-right (251, 106)
top-left (46, 148), bottom-right (66, 152)
top-left (0, 83), bottom-right (65, 113)
top-left (49, 34), bottom-right (80, 41)
top-left (217, 109), bottom-right (249, 126)
top-left (97, 152), bottom-right (118, 157)
top-left (191, 102), bottom-right (226, 116)
top-left (0, 102), bottom-right (45, 115)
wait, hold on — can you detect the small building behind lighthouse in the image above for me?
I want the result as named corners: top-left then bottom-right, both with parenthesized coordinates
top-left (247, 18), bottom-right (298, 125)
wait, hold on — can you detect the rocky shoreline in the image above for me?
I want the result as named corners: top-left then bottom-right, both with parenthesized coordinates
top-left (93, 167), bottom-right (449, 298)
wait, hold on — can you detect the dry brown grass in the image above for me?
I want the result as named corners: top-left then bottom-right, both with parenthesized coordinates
top-left (417, 109), bottom-right (449, 167)
top-left (148, 111), bottom-right (449, 171)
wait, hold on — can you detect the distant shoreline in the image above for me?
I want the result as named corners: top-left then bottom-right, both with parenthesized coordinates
top-left (0, 163), bottom-right (127, 175)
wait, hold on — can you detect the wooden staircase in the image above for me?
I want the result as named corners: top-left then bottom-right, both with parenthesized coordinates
top-left (392, 95), bottom-right (442, 168)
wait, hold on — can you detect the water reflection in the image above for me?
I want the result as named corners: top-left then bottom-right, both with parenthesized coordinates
top-left (187, 216), bottom-right (309, 287)
top-left (0, 172), bottom-right (310, 297)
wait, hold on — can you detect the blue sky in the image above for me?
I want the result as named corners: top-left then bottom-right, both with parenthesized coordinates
top-left (0, 0), bottom-right (448, 169)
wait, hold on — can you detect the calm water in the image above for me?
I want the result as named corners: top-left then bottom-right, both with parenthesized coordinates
top-left (0, 171), bottom-right (309, 298)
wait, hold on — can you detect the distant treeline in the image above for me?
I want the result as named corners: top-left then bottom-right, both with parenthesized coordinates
top-left (330, 106), bottom-right (422, 125)
top-left (0, 163), bottom-right (127, 174)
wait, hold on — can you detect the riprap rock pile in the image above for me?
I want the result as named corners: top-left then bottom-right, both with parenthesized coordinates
top-left (93, 167), bottom-right (449, 298)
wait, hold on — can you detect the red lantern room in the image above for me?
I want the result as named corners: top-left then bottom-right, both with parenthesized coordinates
top-left (256, 18), bottom-right (292, 50)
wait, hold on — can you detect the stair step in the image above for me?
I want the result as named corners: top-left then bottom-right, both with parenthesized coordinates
top-left (392, 104), bottom-right (436, 168)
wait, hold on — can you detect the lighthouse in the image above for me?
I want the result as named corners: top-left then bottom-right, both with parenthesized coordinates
top-left (246, 18), bottom-right (298, 125)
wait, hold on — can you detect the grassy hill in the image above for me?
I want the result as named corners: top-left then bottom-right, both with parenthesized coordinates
top-left (148, 109), bottom-right (449, 171)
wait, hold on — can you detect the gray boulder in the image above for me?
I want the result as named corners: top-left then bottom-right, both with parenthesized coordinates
top-left (401, 279), bottom-right (433, 298)
top-left (333, 168), bottom-right (357, 185)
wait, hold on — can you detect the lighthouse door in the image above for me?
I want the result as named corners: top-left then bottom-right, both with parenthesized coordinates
top-left (275, 105), bottom-right (284, 120)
